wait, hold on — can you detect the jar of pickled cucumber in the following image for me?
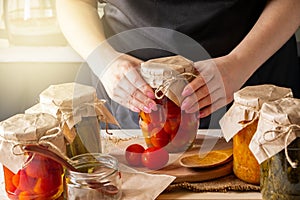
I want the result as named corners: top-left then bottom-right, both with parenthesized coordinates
top-left (220, 85), bottom-right (293, 185)
top-left (25, 82), bottom-right (119, 158)
top-left (249, 98), bottom-right (300, 199)
top-left (65, 153), bottom-right (122, 200)
top-left (0, 113), bottom-right (66, 200)
top-left (140, 55), bottom-right (199, 153)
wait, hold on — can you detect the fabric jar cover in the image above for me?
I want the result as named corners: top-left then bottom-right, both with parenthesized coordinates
top-left (25, 82), bottom-right (119, 143)
top-left (249, 97), bottom-right (300, 167)
top-left (140, 55), bottom-right (198, 107)
top-left (219, 84), bottom-right (293, 141)
top-left (0, 113), bottom-right (65, 173)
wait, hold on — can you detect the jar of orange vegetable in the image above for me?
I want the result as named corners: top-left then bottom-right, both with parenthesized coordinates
top-left (220, 85), bottom-right (293, 185)
top-left (139, 55), bottom-right (199, 153)
top-left (0, 113), bottom-right (66, 200)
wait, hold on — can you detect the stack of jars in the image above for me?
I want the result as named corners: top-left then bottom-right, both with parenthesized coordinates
top-left (220, 84), bottom-right (293, 185)
top-left (0, 82), bottom-right (122, 200)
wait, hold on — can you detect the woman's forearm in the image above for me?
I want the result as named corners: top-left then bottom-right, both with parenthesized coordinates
top-left (56, 0), bottom-right (107, 59)
top-left (228, 0), bottom-right (300, 85)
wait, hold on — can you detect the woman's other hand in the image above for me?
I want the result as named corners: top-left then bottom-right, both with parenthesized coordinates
top-left (181, 55), bottom-right (242, 118)
top-left (100, 54), bottom-right (157, 113)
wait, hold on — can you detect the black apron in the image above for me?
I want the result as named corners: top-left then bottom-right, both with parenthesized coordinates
top-left (91, 0), bottom-right (300, 129)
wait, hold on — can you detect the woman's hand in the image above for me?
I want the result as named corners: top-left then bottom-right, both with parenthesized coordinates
top-left (100, 54), bottom-right (157, 113)
top-left (181, 55), bottom-right (243, 118)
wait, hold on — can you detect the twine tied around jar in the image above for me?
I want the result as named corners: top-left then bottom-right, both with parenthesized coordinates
top-left (58, 100), bottom-right (117, 135)
top-left (154, 72), bottom-right (197, 100)
top-left (262, 124), bottom-right (300, 168)
top-left (12, 127), bottom-right (73, 168)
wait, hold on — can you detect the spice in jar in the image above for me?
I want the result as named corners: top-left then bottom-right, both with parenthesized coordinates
top-left (140, 55), bottom-right (199, 153)
top-left (25, 82), bottom-right (119, 158)
top-left (220, 84), bottom-right (293, 185)
top-left (65, 153), bottom-right (122, 200)
top-left (249, 97), bottom-right (300, 199)
top-left (0, 113), bottom-right (66, 200)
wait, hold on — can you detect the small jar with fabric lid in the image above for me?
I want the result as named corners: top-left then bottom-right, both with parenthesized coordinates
top-left (220, 84), bottom-right (293, 185)
top-left (249, 97), bottom-right (300, 200)
top-left (0, 113), bottom-right (66, 200)
top-left (65, 153), bottom-right (122, 200)
top-left (25, 82), bottom-right (119, 158)
top-left (139, 55), bottom-right (199, 153)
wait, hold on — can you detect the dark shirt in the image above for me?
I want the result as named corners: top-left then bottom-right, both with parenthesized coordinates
top-left (94, 0), bottom-right (300, 128)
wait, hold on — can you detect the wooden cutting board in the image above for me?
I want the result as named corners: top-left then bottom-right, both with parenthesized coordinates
top-left (105, 132), bottom-right (233, 184)
top-left (149, 146), bottom-right (233, 183)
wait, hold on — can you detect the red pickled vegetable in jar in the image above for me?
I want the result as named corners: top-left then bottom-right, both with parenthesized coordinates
top-left (0, 113), bottom-right (66, 199)
top-left (4, 153), bottom-right (63, 200)
top-left (140, 55), bottom-right (199, 153)
top-left (140, 96), bottom-right (199, 153)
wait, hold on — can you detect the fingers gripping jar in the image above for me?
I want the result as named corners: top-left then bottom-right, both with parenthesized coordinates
top-left (25, 82), bottom-right (119, 158)
top-left (220, 85), bottom-right (292, 185)
top-left (250, 98), bottom-right (300, 199)
top-left (0, 113), bottom-right (66, 200)
top-left (139, 55), bottom-right (199, 153)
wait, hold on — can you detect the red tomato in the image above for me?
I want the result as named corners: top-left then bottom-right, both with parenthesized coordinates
top-left (150, 129), bottom-right (170, 148)
top-left (141, 147), bottom-right (169, 170)
top-left (25, 157), bottom-right (49, 179)
top-left (3, 166), bottom-right (17, 193)
top-left (125, 144), bottom-right (145, 167)
top-left (164, 99), bottom-right (181, 118)
top-left (18, 169), bottom-right (37, 192)
top-left (163, 118), bottom-right (179, 135)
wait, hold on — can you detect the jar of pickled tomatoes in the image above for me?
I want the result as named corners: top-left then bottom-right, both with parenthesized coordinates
top-left (220, 85), bottom-right (293, 185)
top-left (139, 55), bottom-right (199, 153)
top-left (0, 113), bottom-right (66, 200)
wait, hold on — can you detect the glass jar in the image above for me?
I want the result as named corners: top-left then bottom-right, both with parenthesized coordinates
top-left (249, 97), bottom-right (300, 199)
top-left (25, 82), bottom-right (119, 158)
top-left (65, 153), bottom-right (122, 200)
top-left (220, 85), bottom-right (293, 185)
top-left (233, 119), bottom-right (260, 185)
top-left (139, 95), bottom-right (199, 153)
top-left (0, 113), bottom-right (66, 200)
top-left (3, 154), bottom-right (64, 200)
top-left (261, 137), bottom-right (300, 200)
top-left (139, 55), bottom-right (200, 153)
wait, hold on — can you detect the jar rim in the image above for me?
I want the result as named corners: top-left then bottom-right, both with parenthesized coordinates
top-left (67, 153), bottom-right (119, 179)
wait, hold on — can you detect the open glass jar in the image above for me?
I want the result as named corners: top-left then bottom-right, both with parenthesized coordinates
top-left (250, 98), bottom-right (300, 199)
top-left (140, 55), bottom-right (199, 153)
top-left (220, 85), bottom-right (293, 185)
top-left (0, 113), bottom-right (66, 200)
top-left (65, 153), bottom-right (122, 200)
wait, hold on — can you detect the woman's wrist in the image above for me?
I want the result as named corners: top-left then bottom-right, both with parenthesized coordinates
top-left (213, 54), bottom-right (253, 93)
